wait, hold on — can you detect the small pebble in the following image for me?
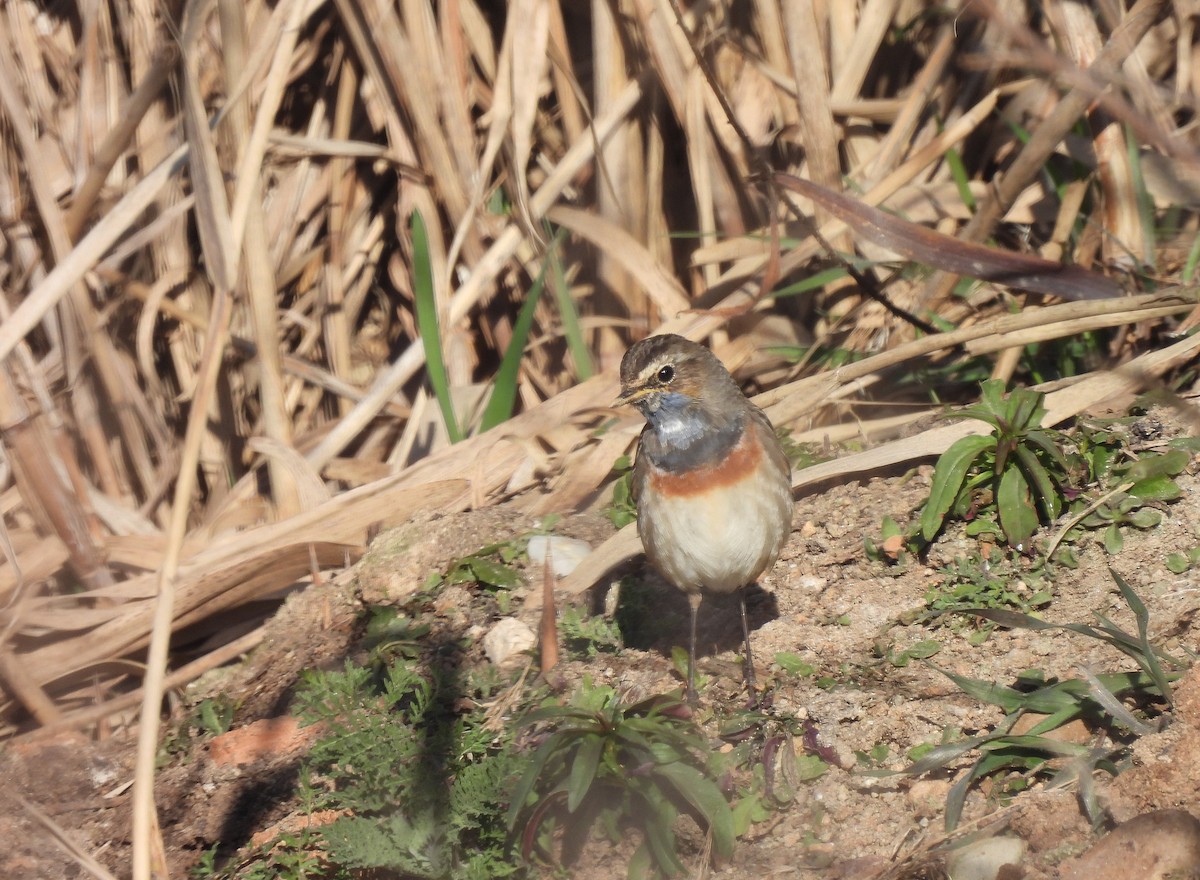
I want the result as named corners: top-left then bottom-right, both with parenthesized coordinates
top-left (482, 618), bottom-right (536, 668)
top-left (945, 836), bottom-right (1026, 880)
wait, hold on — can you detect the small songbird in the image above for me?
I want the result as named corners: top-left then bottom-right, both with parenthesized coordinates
top-left (617, 334), bottom-right (793, 703)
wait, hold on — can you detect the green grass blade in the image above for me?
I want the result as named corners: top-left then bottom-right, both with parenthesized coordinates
top-left (478, 259), bottom-right (548, 432)
top-left (900, 735), bottom-right (991, 776)
top-left (944, 146), bottom-right (975, 212)
top-left (411, 210), bottom-right (463, 443)
top-left (1024, 429), bottom-right (1072, 473)
top-left (770, 266), bottom-right (850, 297)
top-left (931, 664), bottom-right (1026, 713)
top-left (1109, 567), bottom-right (1175, 703)
top-left (545, 225), bottom-right (593, 379)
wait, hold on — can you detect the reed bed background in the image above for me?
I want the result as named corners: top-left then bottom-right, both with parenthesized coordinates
top-left (1, 0), bottom-right (1199, 870)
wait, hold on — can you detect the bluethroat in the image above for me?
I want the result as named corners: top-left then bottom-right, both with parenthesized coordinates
top-left (617, 334), bottom-right (793, 703)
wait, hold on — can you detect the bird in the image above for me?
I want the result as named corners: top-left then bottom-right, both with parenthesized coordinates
top-left (616, 333), bottom-right (793, 703)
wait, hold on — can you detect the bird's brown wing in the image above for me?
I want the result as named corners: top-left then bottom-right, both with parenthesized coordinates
top-left (749, 403), bottom-right (792, 484)
top-left (630, 425), bottom-right (652, 506)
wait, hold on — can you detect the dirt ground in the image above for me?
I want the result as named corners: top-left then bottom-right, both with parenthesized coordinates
top-left (5, 414), bottom-right (1200, 880)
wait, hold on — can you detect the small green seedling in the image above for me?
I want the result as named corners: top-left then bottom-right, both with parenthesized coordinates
top-left (507, 682), bottom-right (733, 877)
top-left (558, 606), bottom-right (623, 657)
top-left (1167, 546), bottom-right (1200, 573)
top-left (606, 455), bottom-right (638, 528)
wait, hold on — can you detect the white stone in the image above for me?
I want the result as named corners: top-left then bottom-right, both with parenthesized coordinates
top-left (945, 836), bottom-right (1026, 880)
top-left (483, 618), bottom-right (536, 668)
top-left (526, 535), bottom-right (592, 577)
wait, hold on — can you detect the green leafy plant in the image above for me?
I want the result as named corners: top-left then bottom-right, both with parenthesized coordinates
top-left (216, 830), bottom-right (331, 880)
top-left (1044, 442), bottom-right (1188, 559)
top-left (924, 550), bottom-right (1053, 620)
top-left (426, 539), bottom-right (527, 592)
top-left (606, 455), bottom-right (638, 529)
top-left (775, 429), bottom-right (838, 471)
top-left (293, 656), bottom-right (525, 880)
top-left (159, 695), bottom-right (237, 765)
top-left (361, 605), bottom-right (433, 663)
top-left (1167, 546), bottom-right (1200, 574)
top-left (920, 380), bottom-right (1074, 549)
top-left (507, 682), bottom-right (733, 877)
top-left (864, 515), bottom-right (909, 564)
top-left (905, 569), bottom-right (1188, 830)
top-left (558, 606), bottom-right (623, 657)
top-left (190, 844), bottom-right (220, 879)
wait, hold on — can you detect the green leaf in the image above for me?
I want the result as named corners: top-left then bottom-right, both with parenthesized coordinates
top-left (637, 790), bottom-right (684, 875)
top-left (1104, 523), bottom-right (1124, 555)
top-left (731, 792), bottom-right (770, 836)
top-left (770, 266), bottom-right (851, 298)
top-left (1024, 429), bottom-right (1072, 474)
top-left (1123, 508), bottom-right (1161, 529)
top-left (1128, 475), bottom-right (1182, 501)
top-left (794, 754), bottom-right (829, 781)
top-left (774, 652), bottom-right (815, 676)
top-left (922, 434), bottom-right (995, 541)
top-left (1123, 448), bottom-right (1190, 482)
top-left (997, 465), bottom-right (1037, 548)
top-left (505, 737), bottom-right (563, 829)
top-left (1166, 552), bottom-right (1192, 574)
top-left (1006, 388), bottom-right (1044, 435)
top-left (1014, 444), bottom-right (1062, 520)
top-left (468, 557), bottom-right (522, 589)
top-left (1109, 568), bottom-right (1175, 704)
top-left (654, 761), bottom-right (735, 857)
top-left (411, 210), bottom-right (463, 443)
top-left (902, 735), bottom-right (992, 776)
top-left (626, 842), bottom-right (652, 880)
top-left (932, 666), bottom-right (1026, 713)
top-left (979, 734), bottom-right (1090, 758)
top-left (965, 516), bottom-right (1000, 537)
top-left (566, 734), bottom-right (604, 813)
top-left (888, 639), bottom-right (942, 667)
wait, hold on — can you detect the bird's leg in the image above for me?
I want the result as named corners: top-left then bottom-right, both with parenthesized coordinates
top-left (739, 592), bottom-right (757, 693)
top-left (687, 593), bottom-right (702, 705)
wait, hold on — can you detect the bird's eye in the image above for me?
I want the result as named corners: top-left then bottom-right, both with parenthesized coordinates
top-left (656, 365), bottom-right (675, 384)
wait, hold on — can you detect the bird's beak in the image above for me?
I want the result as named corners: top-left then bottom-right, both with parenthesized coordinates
top-left (614, 384), bottom-right (649, 407)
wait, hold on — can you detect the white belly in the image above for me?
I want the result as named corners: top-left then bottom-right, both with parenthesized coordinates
top-left (637, 464), bottom-right (792, 594)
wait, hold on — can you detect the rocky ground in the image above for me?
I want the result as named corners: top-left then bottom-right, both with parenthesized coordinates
top-left (5, 414), bottom-right (1200, 880)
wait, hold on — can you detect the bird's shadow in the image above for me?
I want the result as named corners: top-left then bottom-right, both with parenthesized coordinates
top-left (604, 569), bottom-right (780, 661)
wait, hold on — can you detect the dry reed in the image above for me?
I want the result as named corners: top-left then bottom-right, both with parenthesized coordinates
top-left (0, 0), bottom-right (1196, 873)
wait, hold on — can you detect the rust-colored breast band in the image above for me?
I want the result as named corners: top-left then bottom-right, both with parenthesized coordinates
top-left (647, 424), bottom-right (763, 498)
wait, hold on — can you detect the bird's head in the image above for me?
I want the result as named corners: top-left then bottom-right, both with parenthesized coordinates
top-left (616, 335), bottom-right (744, 441)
